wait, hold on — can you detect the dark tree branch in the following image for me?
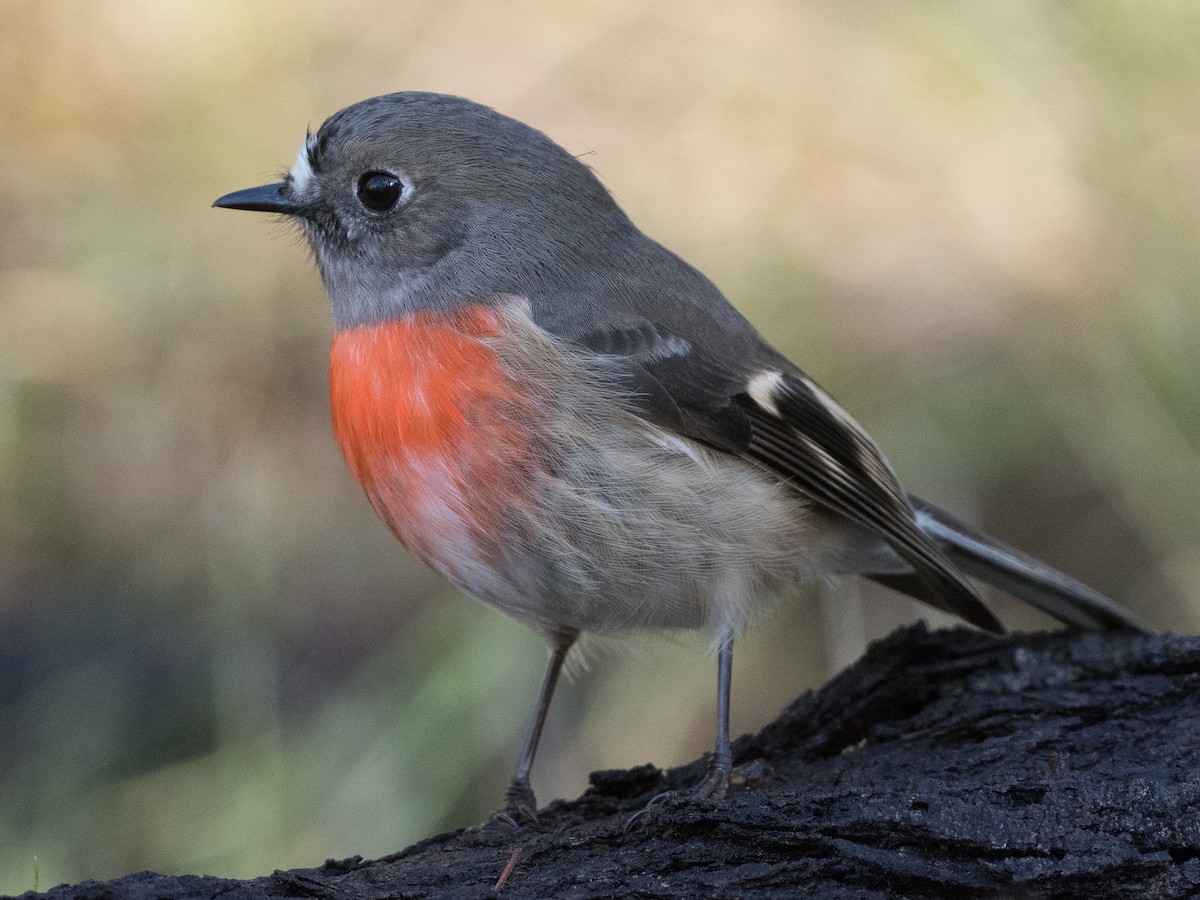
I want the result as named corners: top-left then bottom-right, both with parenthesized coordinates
top-left (28, 625), bottom-right (1200, 899)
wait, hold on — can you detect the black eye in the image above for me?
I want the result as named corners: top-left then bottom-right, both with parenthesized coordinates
top-left (356, 171), bottom-right (402, 211)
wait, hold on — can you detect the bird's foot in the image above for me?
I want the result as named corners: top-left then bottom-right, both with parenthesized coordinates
top-left (691, 763), bottom-right (731, 801)
top-left (625, 757), bottom-right (760, 833)
top-left (486, 778), bottom-right (540, 829)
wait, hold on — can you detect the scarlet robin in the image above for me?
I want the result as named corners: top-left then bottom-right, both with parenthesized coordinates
top-left (214, 92), bottom-right (1147, 821)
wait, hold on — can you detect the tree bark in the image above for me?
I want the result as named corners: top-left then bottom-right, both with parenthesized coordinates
top-left (28, 624), bottom-right (1200, 899)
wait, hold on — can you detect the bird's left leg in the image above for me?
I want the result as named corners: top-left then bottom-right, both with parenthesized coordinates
top-left (624, 631), bottom-right (735, 832)
top-left (693, 631), bottom-right (734, 799)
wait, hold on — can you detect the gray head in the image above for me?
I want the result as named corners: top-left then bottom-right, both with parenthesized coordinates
top-left (215, 92), bottom-right (659, 329)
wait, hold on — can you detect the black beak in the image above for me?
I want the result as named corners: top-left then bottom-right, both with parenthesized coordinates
top-left (212, 182), bottom-right (300, 214)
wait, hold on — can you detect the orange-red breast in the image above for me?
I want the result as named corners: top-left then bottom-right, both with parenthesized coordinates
top-left (215, 92), bottom-right (1148, 821)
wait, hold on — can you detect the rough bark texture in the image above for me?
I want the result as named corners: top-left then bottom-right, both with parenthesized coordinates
top-left (23, 625), bottom-right (1200, 899)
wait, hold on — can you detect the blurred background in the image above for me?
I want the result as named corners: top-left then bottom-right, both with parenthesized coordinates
top-left (2, 0), bottom-right (1199, 891)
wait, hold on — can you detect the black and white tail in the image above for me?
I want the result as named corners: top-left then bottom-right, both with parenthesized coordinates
top-left (909, 495), bottom-right (1150, 633)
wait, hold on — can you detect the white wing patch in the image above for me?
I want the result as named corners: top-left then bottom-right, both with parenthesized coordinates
top-left (798, 375), bottom-right (902, 490)
top-left (799, 376), bottom-right (859, 432)
top-left (747, 370), bottom-right (786, 417)
top-left (750, 369), bottom-right (904, 497)
top-left (650, 332), bottom-right (692, 361)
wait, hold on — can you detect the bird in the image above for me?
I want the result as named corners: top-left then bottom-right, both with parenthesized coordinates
top-left (214, 91), bottom-right (1147, 822)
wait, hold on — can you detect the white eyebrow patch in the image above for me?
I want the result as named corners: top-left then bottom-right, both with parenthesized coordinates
top-left (290, 134), bottom-right (317, 195)
top-left (747, 370), bottom-right (785, 417)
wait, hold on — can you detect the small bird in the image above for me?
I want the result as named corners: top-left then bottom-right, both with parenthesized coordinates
top-left (215, 92), bottom-right (1147, 821)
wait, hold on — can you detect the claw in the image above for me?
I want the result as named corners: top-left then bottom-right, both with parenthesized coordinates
top-left (487, 778), bottom-right (540, 828)
top-left (692, 764), bottom-right (730, 801)
top-left (623, 763), bottom-right (728, 834)
top-left (624, 757), bottom-right (771, 834)
top-left (623, 788), bottom-right (678, 835)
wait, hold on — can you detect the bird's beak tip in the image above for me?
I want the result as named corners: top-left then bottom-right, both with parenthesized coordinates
top-left (212, 182), bottom-right (298, 214)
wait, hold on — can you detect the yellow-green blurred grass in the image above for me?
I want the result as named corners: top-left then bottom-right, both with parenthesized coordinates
top-left (2, 0), bottom-right (1199, 892)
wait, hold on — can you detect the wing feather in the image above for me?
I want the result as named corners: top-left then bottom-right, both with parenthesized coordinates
top-left (553, 312), bottom-right (1002, 631)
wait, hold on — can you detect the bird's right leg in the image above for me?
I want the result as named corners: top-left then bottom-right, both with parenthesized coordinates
top-left (496, 627), bottom-right (578, 825)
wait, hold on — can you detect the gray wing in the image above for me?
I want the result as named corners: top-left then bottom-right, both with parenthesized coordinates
top-left (527, 226), bottom-right (1141, 633)
top-left (550, 310), bottom-right (1004, 633)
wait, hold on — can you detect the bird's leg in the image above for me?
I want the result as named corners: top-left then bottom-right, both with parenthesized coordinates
top-left (496, 628), bottom-right (577, 826)
top-left (693, 632), bottom-right (734, 800)
top-left (624, 632), bottom-right (735, 832)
